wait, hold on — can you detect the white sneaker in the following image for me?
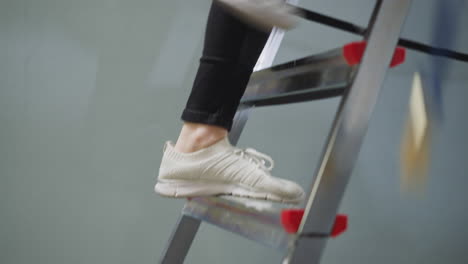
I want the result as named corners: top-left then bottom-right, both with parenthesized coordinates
top-left (155, 137), bottom-right (305, 204)
top-left (215, 0), bottom-right (301, 31)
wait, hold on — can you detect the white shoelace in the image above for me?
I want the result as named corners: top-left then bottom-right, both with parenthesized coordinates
top-left (233, 148), bottom-right (275, 172)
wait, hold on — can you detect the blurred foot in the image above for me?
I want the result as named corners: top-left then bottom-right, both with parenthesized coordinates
top-left (215, 0), bottom-right (301, 31)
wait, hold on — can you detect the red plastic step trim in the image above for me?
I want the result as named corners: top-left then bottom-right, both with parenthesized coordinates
top-left (331, 214), bottom-right (348, 237)
top-left (281, 209), bottom-right (348, 237)
top-left (281, 209), bottom-right (304, 233)
top-left (343, 41), bottom-right (406, 67)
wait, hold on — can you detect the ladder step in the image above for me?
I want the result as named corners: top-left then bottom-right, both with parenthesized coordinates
top-left (182, 196), bottom-right (297, 250)
top-left (181, 197), bottom-right (349, 250)
top-left (241, 41), bottom-right (406, 107)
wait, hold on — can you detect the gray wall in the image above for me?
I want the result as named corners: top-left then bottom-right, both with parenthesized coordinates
top-left (0, 0), bottom-right (467, 263)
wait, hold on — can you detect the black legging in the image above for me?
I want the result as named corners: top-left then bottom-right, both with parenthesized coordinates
top-left (181, 2), bottom-right (271, 131)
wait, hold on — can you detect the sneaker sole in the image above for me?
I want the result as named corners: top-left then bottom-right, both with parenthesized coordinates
top-left (155, 180), bottom-right (303, 204)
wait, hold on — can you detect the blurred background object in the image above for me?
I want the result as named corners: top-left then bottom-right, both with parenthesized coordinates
top-left (400, 72), bottom-right (430, 192)
top-left (400, 0), bottom-right (464, 192)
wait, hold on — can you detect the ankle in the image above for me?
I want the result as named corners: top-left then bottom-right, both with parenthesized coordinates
top-left (175, 123), bottom-right (228, 153)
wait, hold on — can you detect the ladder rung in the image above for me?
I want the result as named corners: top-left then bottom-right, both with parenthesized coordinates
top-left (182, 196), bottom-right (297, 250)
top-left (241, 41), bottom-right (405, 107)
top-left (241, 47), bottom-right (349, 106)
top-left (181, 197), bottom-right (349, 250)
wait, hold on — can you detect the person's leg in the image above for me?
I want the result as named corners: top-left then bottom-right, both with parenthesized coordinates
top-left (175, 1), bottom-right (269, 153)
top-left (155, 2), bottom-right (304, 203)
top-left (175, 122), bottom-right (228, 153)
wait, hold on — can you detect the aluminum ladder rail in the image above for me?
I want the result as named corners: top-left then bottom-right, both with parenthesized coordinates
top-left (159, 0), bottom-right (412, 263)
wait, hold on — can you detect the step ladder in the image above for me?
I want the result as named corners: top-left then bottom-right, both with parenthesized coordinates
top-left (159, 0), bottom-right (412, 263)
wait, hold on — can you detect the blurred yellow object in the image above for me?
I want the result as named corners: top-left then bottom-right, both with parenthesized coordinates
top-left (400, 72), bottom-right (430, 192)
